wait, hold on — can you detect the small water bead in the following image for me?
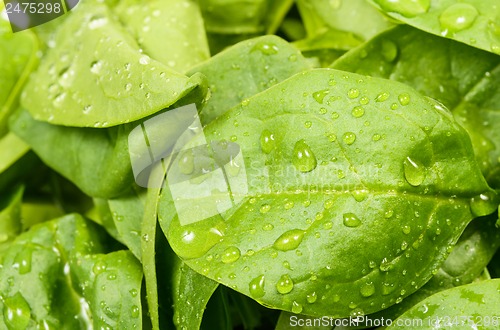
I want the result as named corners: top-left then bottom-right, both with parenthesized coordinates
top-left (304, 121), bottom-right (312, 128)
top-left (343, 132), bottom-right (356, 145)
top-left (391, 103), bottom-right (399, 110)
top-left (93, 260), bottom-right (107, 275)
top-left (139, 55), bottom-right (151, 65)
top-left (221, 246), bottom-right (241, 264)
top-left (288, 54), bottom-right (297, 62)
top-left (331, 112), bottom-right (340, 119)
top-left (273, 229), bottom-right (305, 251)
top-left (372, 134), bottom-right (381, 141)
top-left (249, 275), bottom-right (266, 298)
top-left (276, 274), bottom-right (294, 294)
top-left (178, 150), bottom-right (194, 175)
top-left (284, 200), bottom-right (295, 210)
top-left (352, 190), bottom-right (368, 202)
top-left (343, 213), bottom-right (361, 227)
top-left (439, 3), bottom-right (478, 34)
top-left (375, 92), bottom-right (390, 102)
top-left (319, 107), bottom-right (327, 114)
top-left (401, 241), bottom-right (409, 250)
top-left (403, 156), bottom-right (426, 186)
top-left (262, 223), bottom-right (274, 231)
top-left (306, 292), bottom-right (317, 303)
top-left (260, 204), bottom-right (271, 214)
top-left (292, 140), bottom-right (317, 172)
top-left (291, 301), bottom-right (303, 314)
top-left (327, 133), bottom-right (337, 142)
top-left (253, 42), bottom-right (279, 55)
top-left (402, 225), bottom-right (411, 234)
top-left (374, 0), bottom-right (430, 18)
top-left (360, 282), bottom-right (375, 297)
top-left (398, 93), bottom-right (411, 106)
top-left (347, 88), bottom-right (360, 99)
top-left (351, 106), bottom-right (365, 118)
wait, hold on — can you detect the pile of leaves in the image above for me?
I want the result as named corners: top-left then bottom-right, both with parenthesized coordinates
top-left (1, 0), bottom-right (500, 329)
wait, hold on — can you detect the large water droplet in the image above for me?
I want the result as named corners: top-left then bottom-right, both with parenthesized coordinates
top-left (398, 93), bottom-right (411, 106)
top-left (221, 246), bottom-right (241, 264)
top-left (273, 229), bottom-right (305, 251)
top-left (171, 227), bottom-right (224, 259)
top-left (306, 292), bottom-right (317, 303)
top-left (291, 301), bottom-right (303, 314)
top-left (360, 282), bottom-right (375, 297)
top-left (178, 150), bottom-right (194, 175)
top-left (3, 292), bottom-right (31, 330)
top-left (374, 0), bottom-right (430, 18)
top-left (292, 140), bottom-right (317, 172)
top-left (92, 260), bottom-right (107, 275)
top-left (352, 106), bottom-right (365, 118)
top-left (249, 275), bottom-right (266, 298)
top-left (313, 89), bottom-right (330, 104)
top-left (343, 132), bottom-right (356, 145)
top-left (260, 129), bottom-right (276, 154)
top-left (439, 3), bottom-right (478, 34)
top-left (470, 191), bottom-right (499, 217)
top-left (343, 213), bottom-right (361, 227)
top-left (276, 274), bottom-right (294, 294)
top-left (347, 88), bottom-right (360, 99)
top-left (403, 156), bottom-right (426, 186)
top-left (13, 247), bottom-right (33, 275)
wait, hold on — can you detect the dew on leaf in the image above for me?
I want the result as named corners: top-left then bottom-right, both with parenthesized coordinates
top-left (221, 246), bottom-right (241, 264)
top-left (403, 156), bottom-right (426, 186)
top-left (343, 213), bottom-right (361, 227)
top-left (276, 274), bottom-right (294, 294)
top-left (439, 3), bottom-right (478, 34)
top-left (292, 140), bottom-right (317, 172)
top-left (374, 0), bottom-right (430, 18)
top-left (273, 229), bottom-right (305, 251)
top-left (342, 132), bottom-right (356, 145)
top-left (249, 275), bottom-right (266, 298)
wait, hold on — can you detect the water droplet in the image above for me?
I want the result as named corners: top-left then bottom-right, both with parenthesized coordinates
top-left (439, 3), bottom-right (478, 34)
top-left (343, 132), bottom-right (356, 145)
top-left (360, 282), bottom-right (375, 297)
top-left (276, 274), bottom-right (294, 294)
top-left (170, 227), bottom-right (224, 259)
top-left (263, 223), bottom-right (274, 231)
top-left (375, 92), bottom-right (390, 102)
top-left (107, 273), bottom-right (117, 280)
top-left (90, 61), bottom-right (102, 74)
top-left (253, 42), bottom-right (279, 55)
top-left (249, 275), bottom-right (266, 298)
top-left (178, 150), bottom-right (194, 175)
top-left (139, 55), bottom-right (151, 65)
top-left (221, 246), bottom-right (241, 264)
top-left (260, 129), bottom-right (276, 154)
top-left (381, 40), bottom-right (398, 62)
top-left (470, 191), bottom-right (499, 217)
top-left (385, 210), bottom-right (394, 218)
top-left (304, 121), bottom-right (312, 128)
top-left (403, 156), bottom-right (426, 186)
top-left (291, 301), bottom-right (303, 313)
top-left (352, 106), bottom-right (365, 118)
top-left (260, 204), bottom-right (271, 213)
top-left (93, 260), bottom-right (107, 275)
top-left (284, 200), bottom-right (294, 210)
top-left (313, 89), bottom-right (330, 104)
top-left (131, 305), bottom-right (140, 318)
top-left (343, 213), bottom-right (361, 227)
top-left (292, 140), bottom-right (317, 172)
top-left (288, 54), bottom-right (297, 62)
top-left (374, 0), bottom-right (430, 18)
top-left (130, 289), bottom-right (138, 297)
top-left (352, 190), bottom-right (368, 202)
top-left (372, 134), bottom-right (381, 141)
top-left (3, 292), bottom-right (31, 330)
top-left (13, 248), bottom-right (32, 275)
top-left (273, 229), bottom-right (305, 251)
top-left (398, 93), bottom-right (411, 106)
top-left (347, 88), bottom-right (360, 99)
top-left (402, 225), bottom-right (411, 234)
top-left (306, 292), bottom-right (317, 303)
top-left (380, 258), bottom-right (392, 272)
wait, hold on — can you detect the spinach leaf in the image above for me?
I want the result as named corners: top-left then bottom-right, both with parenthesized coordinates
top-left (368, 0), bottom-right (500, 54)
top-left (9, 108), bottom-right (134, 198)
top-left (0, 132), bottom-right (33, 193)
top-left (172, 259), bottom-right (219, 330)
top-left (21, 2), bottom-right (203, 127)
top-left (188, 35), bottom-right (312, 125)
top-left (297, 0), bottom-right (393, 41)
top-left (360, 213), bottom-right (500, 324)
top-left (389, 279), bottom-right (500, 329)
top-left (159, 68), bottom-right (496, 318)
top-left (116, 0), bottom-right (210, 73)
top-left (0, 20), bottom-right (38, 137)
top-left (0, 185), bottom-right (23, 256)
top-left (0, 213), bottom-right (143, 329)
top-left (333, 25), bottom-right (500, 188)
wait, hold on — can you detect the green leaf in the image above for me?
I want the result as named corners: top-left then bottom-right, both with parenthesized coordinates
top-left (332, 25), bottom-right (500, 188)
top-left (0, 20), bottom-right (38, 137)
top-left (368, 0), bottom-right (500, 55)
top-left (296, 0), bottom-right (393, 41)
top-left (159, 68), bottom-right (494, 317)
top-left (0, 185), bottom-right (23, 256)
top-left (9, 108), bottom-right (134, 198)
top-left (188, 35), bottom-right (312, 125)
top-left (388, 279), bottom-right (500, 329)
top-left (362, 214), bottom-right (500, 324)
top-left (116, 0), bottom-right (210, 73)
top-left (172, 260), bottom-right (219, 329)
top-left (71, 250), bottom-right (143, 330)
top-left (21, 3), bottom-right (203, 127)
